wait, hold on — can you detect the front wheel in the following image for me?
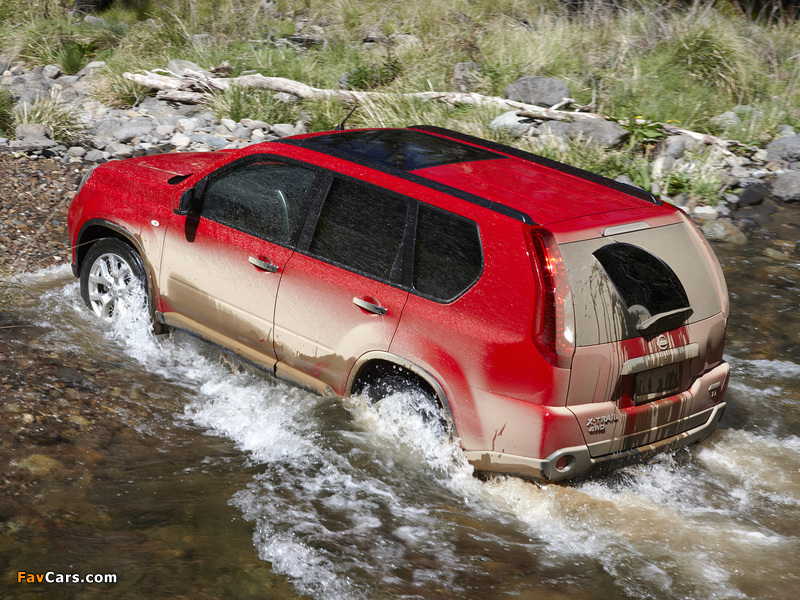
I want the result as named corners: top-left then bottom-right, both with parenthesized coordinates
top-left (80, 238), bottom-right (147, 322)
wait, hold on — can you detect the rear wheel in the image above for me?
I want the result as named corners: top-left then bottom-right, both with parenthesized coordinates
top-left (80, 238), bottom-right (147, 322)
top-left (359, 370), bottom-right (449, 436)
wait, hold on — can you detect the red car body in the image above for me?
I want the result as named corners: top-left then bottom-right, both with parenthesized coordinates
top-left (68, 126), bottom-right (730, 481)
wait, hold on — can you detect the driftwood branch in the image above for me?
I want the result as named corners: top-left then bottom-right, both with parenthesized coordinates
top-left (122, 70), bottom-right (746, 152)
top-left (122, 70), bottom-right (605, 122)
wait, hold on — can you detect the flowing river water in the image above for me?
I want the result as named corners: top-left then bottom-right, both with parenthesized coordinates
top-left (1, 236), bottom-right (799, 600)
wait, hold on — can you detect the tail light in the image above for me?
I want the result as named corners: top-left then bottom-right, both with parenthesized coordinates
top-left (527, 227), bottom-right (575, 368)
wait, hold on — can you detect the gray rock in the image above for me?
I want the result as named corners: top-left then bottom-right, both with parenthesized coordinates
top-left (21, 134), bottom-right (58, 148)
top-left (693, 205), bottom-right (719, 220)
top-left (241, 118), bottom-right (271, 131)
top-left (67, 146), bottom-right (87, 157)
top-left (167, 59), bottom-right (208, 77)
top-left (701, 219), bottom-right (748, 244)
top-left (42, 64), bottom-right (61, 79)
top-left (84, 149), bottom-right (106, 163)
top-left (272, 123), bottom-right (297, 137)
top-left (567, 118), bottom-right (629, 148)
top-left (115, 118), bottom-right (155, 143)
top-left (710, 111), bottom-right (741, 130)
top-left (105, 142), bottom-right (134, 158)
top-left (231, 125), bottom-right (252, 139)
top-left (15, 123), bottom-right (47, 139)
top-left (777, 125), bottom-right (796, 138)
top-left (76, 61), bottom-right (105, 78)
top-left (452, 62), bottom-right (481, 93)
top-left (170, 133), bottom-right (192, 148)
top-left (536, 121), bottom-right (571, 139)
top-left (155, 124), bottom-right (176, 138)
top-left (18, 88), bottom-right (49, 106)
top-left (664, 136), bottom-right (685, 159)
top-left (738, 181), bottom-right (769, 207)
top-left (766, 134), bottom-right (800, 162)
top-left (205, 135), bottom-right (229, 151)
top-left (504, 76), bottom-right (571, 108)
top-left (489, 111), bottom-right (535, 138)
top-left (84, 15), bottom-right (107, 27)
top-left (771, 171), bottom-right (800, 203)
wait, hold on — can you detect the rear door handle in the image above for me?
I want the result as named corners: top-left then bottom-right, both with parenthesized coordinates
top-left (248, 256), bottom-right (279, 273)
top-left (352, 297), bottom-right (387, 316)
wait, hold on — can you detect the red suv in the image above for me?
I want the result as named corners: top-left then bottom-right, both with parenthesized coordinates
top-left (68, 126), bottom-right (730, 481)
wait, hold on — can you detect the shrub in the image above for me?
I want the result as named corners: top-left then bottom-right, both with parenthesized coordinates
top-left (13, 91), bottom-right (88, 146)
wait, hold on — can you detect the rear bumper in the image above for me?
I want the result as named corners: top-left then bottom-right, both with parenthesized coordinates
top-left (465, 401), bottom-right (725, 482)
top-left (464, 361), bottom-right (729, 482)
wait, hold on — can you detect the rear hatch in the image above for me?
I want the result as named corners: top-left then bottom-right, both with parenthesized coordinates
top-left (555, 214), bottom-right (728, 457)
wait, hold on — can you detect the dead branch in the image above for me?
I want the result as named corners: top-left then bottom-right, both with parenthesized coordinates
top-left (122, 70), bottom-right (606, 122)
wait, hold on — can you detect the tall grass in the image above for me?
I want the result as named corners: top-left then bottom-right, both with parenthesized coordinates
top-left (1, 0), bottom-right (798, 156)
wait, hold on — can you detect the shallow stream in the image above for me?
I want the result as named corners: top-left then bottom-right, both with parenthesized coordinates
top-left (1, 237), bottom-right (799, 600)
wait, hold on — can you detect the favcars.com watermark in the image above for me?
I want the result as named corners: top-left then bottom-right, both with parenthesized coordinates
top-left (17, 571), bottom-right (117, 584)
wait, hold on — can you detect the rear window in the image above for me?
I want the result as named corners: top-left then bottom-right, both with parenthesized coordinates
top-left (593, 243), bottom-right (690, 318)
top-left (560, 223), bottom-right (722, 346)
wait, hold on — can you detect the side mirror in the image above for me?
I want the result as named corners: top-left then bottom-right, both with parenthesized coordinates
top-left (174, 188), bottom-right (195, 216)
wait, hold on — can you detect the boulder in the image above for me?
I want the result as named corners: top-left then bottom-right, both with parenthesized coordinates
top-left (114, 118), bottom-right (155, 143)
top-left (166, 59), bottom-right (208, 77)
top-left (504, 76), bottom-right (571, 108)
top-left (701, 219), bottom-right (748, 244)
top-left (567, 118), bottom-right (629, 148)
top-left (737, 181), bottom-right (769, 207)
top-left (15, 123), bottom-right (47, 139)
top-left (710, 111), bottom-right (740, 130)
top-left (489, 111), bottom-right (535, 138)
top-left (771, 171), bottom-right (800, 203)
top-left (766, 134), bottom-right (800, 162)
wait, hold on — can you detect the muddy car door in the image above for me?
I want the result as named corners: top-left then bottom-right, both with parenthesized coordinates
top-left (159, 156), bottom-right (320, 367)
top-left (273, 176), bottom-right (411, 394)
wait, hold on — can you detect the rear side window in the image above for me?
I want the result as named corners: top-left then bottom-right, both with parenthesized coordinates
top-left (413, 205), bottom-right (482, 301)
top-left (309, 179), bottom-right (408, 281)
top-left (201, 158), bottom-right (316, 244)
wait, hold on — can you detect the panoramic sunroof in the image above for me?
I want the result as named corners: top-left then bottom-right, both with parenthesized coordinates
top-left (302, 129), bottom-right (504, 171)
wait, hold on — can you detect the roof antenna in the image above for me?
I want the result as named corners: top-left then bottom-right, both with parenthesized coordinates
top-left (334, 104), bottom-right (358, 131)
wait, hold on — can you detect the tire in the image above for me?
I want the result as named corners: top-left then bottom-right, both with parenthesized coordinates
top-left (365, 374), bottom-right (449, 436)
top-left (80, 238), bottom-right (148, 322)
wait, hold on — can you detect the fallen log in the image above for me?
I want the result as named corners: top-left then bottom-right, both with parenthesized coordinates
top-left (122, 70), bottom-right (605, 122)
top-left (122, 70), bottom-right (748, 153)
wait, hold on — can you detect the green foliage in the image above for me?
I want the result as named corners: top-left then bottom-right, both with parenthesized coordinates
top-left (0, 88), bottom-right (14, 137)
top-left (346, 58), bottom-right (402, 91)
top-left (13, 91), bottom-right (88, 146)
top-left (207, 86), bottom-right (299, 125)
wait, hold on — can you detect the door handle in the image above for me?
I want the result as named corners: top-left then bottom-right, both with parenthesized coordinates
top-left (248, 256), bottom-right (279, 273)
top-left (352, 297), bottom-right (387, 316)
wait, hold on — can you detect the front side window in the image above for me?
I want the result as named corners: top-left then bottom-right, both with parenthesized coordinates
top-left (309, 178), bottom-right (408, 281)
top-left (201, 158), bottom-right (317, 244)
top-left (413, 205), bottom-right (482, 301)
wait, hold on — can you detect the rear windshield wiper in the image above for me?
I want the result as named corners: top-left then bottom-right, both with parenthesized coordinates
top-left (635, 307), bottom-right (694, 332)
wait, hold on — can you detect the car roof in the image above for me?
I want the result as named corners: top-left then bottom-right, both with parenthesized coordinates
top-left (284, 126), bottom-right (664, 226)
